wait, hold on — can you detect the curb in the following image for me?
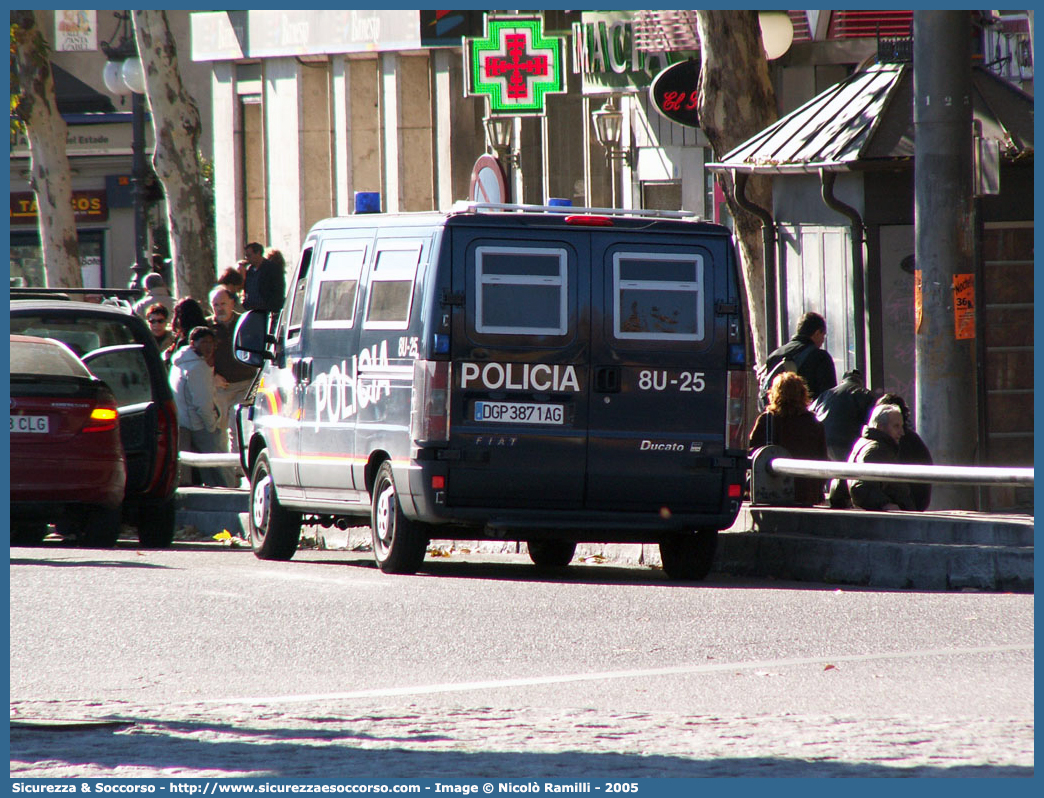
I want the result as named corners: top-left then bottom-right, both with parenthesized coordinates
top-left (174, 489), bottom-right (1033, 592)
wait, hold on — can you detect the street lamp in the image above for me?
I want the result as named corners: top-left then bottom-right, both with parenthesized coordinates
top-left (592, 95), bottom-right (631, 208)
top-left (101, 11), bottom-right (149, 291)
top-left (484, 115), bottom-right (519, 167)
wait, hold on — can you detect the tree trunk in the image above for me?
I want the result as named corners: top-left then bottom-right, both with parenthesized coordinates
top-left (133, 10), bottom-right (214, 303)
top-left (695, 10), bottom-right (779, 364)
top-left (10, 10), bottom-right (82, 288)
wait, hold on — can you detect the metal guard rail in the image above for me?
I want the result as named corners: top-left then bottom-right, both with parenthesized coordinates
top-left (750, 444), bottom-right (1033, 506)
top-left (179, 452), bottom-right (242, 470)
top-left (180, 447), bottom-right (1034, 492)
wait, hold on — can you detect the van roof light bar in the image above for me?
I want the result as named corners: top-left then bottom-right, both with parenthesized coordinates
top-left (450, 201), bottom-right (703, 222)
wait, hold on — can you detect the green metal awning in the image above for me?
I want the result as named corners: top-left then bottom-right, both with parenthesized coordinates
top-left (707, 61), bottom-right (1033, 175)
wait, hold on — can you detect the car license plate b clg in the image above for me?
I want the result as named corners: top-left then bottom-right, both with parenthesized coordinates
top-left (474, 401), bottom-right (564, 425)
top-left (10, 415), bottom-right (49, 434)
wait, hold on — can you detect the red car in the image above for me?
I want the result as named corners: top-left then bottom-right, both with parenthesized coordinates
top-left (11, 296), bottom-right (180, 546)
top-left (10, 335), bottom-right (127, 547)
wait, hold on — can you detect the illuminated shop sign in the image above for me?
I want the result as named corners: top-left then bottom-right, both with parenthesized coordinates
top-left (465, 16), bottom-right (565, 115)
top-left (10, 190), bottom-right (108, 223)
top-left (572, 11), bottom-right (694, 94)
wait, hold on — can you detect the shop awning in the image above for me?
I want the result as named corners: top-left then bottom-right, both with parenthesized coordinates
top-left (707, 61), bottom-right (1033, 175)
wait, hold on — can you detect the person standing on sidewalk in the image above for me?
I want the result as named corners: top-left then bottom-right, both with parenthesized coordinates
top-left (242, 242), bottom-right (286, 315)
top-left (168, 326), bottom-right (229, 488)
top-left (763, 311), bottom-right (838, 402)
top-left (209, 285), bottom-right (259, 481)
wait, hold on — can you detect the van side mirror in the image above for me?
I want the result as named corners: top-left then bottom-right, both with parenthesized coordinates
top-left (233, 310), bottom-right (276, 366)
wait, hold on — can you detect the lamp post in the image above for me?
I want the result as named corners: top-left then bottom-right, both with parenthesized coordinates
top-left (101, 11), bottom-right (149, 291)
top-left (484, 115), bottom-right (519, 203)
top-left (592, 95), bottom-right (631, 208)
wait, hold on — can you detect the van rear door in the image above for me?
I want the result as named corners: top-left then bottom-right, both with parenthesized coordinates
top-left (447, 231), bottom-right (588, 509)
top-left (585, 235), bottom-right (727, 514)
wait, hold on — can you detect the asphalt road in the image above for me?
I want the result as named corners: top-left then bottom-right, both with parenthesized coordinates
top-left (9, 541), bottom-right (1035, 778)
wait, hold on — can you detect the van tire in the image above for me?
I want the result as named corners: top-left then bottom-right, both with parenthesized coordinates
top-left (527, 540), bottom-right (576, 568)
top-left (249, 451), bottom-right (302, 560)
top-left (371, 461), bottom-right (427, 575)
top-left (659, 529), bottom-right (718, 581)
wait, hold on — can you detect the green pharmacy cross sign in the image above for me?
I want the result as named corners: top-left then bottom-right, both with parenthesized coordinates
top-left (465, 16), bottom-right (565, 114)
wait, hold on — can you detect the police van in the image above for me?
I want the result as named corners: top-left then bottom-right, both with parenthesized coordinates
top-left (234, 201), bottom-right (750, 580)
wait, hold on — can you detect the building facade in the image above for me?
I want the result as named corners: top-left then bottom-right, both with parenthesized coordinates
top-left (9, 10), bottom-right (212, 290)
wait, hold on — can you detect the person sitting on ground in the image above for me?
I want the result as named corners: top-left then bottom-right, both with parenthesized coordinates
top-left (811, 368), bottom-right (876, 462)
top-left (875, 392), bottom-right (933, 512)
top-left (847, 403), bottom-right (918, 512)
top-left (749, 371), bottom-right (828, 506)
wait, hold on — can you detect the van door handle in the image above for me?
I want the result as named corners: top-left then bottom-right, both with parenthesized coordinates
top-left (294, 357), bottom-right (313, 385)
top-left (594, 366), bottom-right (621, 393)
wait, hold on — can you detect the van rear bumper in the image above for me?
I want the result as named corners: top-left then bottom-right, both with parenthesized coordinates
top-left (404, 462), bottom-right (744, 538)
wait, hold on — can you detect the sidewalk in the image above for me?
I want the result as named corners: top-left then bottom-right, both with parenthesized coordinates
top-left (174, 489), bottom-right (1033, 592)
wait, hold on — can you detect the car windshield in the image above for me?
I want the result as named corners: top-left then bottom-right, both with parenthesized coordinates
top-left (11, 313), bottom-right (151, 408)
top-left (10, 314), bottom-right (138, 357)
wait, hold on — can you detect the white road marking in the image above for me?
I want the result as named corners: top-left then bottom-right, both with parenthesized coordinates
top-left (202, 642), bottom-right (1032, 705)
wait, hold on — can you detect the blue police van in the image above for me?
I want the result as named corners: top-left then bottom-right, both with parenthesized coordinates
top-left (234, 202), bottom-right (749, 579)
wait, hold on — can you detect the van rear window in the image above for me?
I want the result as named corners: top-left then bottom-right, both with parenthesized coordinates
top-left (475, 247), bottom-right (567, 335)
top-left (613, 253), bottom-right (704, 341)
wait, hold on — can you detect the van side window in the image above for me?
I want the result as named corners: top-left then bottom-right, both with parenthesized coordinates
top-left (613, 252), bottom-right (704, 341)
top-left (287, 246), bottom-right (314, 338)
top-left (475, 247), bottom-right (567, 335)
top-left (364, 246), bottom-right (420, 330)
top-left (314, 248), bottom-right (366, 327)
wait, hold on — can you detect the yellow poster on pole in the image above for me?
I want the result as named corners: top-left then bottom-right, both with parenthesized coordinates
top-left (914, 270), bottom-right (922, 333)
top-left (953, 273), bottom-right (975, 340)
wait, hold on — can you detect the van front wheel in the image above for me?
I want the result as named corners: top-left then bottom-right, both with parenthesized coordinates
top-left (371, 461), bottom-right (427, 575)
top-left (249, 451), bottom-right (302, 560)
top-left (659, 529), bottom-right (718, 581)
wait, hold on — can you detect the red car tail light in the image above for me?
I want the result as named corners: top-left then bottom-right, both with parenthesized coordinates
top-left (82, 402), bottom-right (118, 433)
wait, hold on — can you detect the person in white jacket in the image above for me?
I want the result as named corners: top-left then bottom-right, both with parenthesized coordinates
top-left (168, 325), bottom-right (229, 487)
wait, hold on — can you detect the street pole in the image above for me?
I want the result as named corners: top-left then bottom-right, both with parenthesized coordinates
top-left (130, 90), bottom-right (149, 290)
top-left (913, 11), bottom-right (978, 509)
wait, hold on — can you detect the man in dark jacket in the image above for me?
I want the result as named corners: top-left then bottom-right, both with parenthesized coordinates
top-left (811, 369), bottom-right (875, 461)
top-left (848, 404), bottom-right (917, 511)
top-left (242, 241), bottom-right (286, 314)
top-left (764, 311), bottom-right (837, 401)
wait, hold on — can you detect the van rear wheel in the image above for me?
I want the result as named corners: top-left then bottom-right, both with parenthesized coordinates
top-left (527, 540), bottom-right (576, 568)
top-left (371, 461), bottom-right (427, 575)
top-left (659, 529), bottom-right (718, 581)
top-left (249, 451), bottom-right (302, 560)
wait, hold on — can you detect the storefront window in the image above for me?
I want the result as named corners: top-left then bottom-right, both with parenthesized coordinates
top-left (9, 231), bottom-right (104, 288)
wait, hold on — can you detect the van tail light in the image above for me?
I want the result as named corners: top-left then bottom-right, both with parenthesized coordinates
top-left (726, 369), bottom-right (752, 451)
top-left (145, 398), bottom-right (179, 496)
top-left (411, 360), bottom-right (451, 444)
top-left (82, 402), bottom-right (119, 433)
